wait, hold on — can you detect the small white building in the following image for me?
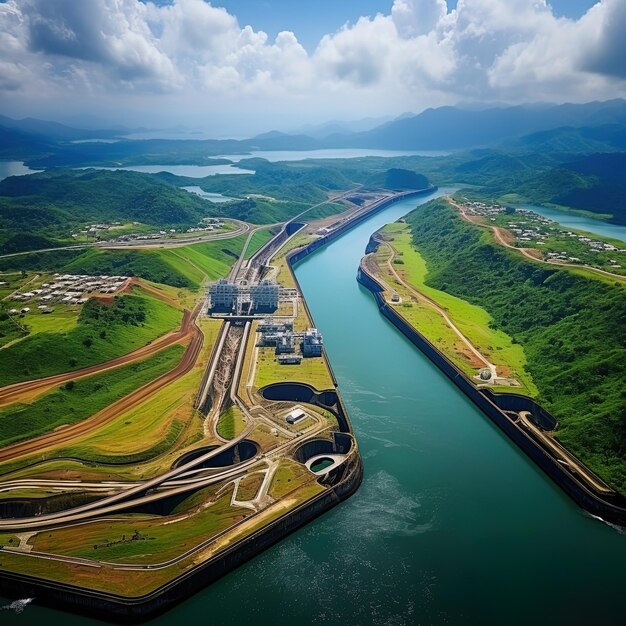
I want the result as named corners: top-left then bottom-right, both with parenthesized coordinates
top-left (285, 408), bottom-right (306, 425)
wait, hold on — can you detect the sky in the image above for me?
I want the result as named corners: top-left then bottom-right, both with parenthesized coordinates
top-left (0, 0), bottom-right (624, 135)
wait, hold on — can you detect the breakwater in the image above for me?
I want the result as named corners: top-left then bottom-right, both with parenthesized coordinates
top-left (0, 444), bottom-right (362, 623)
top-left (0, 191), bottom-right (384, 621)
top-left (356, 243), bottom-right (626, 526)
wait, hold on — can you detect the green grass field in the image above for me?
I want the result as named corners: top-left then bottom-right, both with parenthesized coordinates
top-left (63, 234), bottom-right (249, 289)
top-left (378, 223), bottom-right (537, 394)
top-left (237, 472), bottom-right (264, 500)
top-left (0, 290), bottom-right (182, 386)
top-left (55, 318), bottom-right (222, 471)
top-left (32, 488), bottom-right (247, 565)
top-left (0, 345), bottom-right (183, 447)
top-left (244, 229), bottom-right (275, 259)
top-left (216, 405), bottom-right (247, 440)
top-left (269, 459), bottom-right (316, 499)
top-left (255, 347), bottom-right (334, 390)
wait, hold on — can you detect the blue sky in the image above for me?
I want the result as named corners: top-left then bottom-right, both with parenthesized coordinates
top-left (218, 0), bottom-right (599, 50)
top-left (0, 0), bottom-right (623, 133)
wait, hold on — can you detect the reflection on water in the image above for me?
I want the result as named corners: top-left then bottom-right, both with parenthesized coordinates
top-left (0, 161), bottom-right (42, 181)
top-left (522, 204), bottom-right (626, 243)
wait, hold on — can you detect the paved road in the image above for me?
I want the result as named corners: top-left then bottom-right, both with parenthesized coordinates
top-left (517, 411), bottom-right (613, 495)
top-left (0, 220), bottom-right (250, 259)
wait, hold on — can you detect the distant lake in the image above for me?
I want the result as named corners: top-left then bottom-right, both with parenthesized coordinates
top-left (219, 148), bottom-right (449, 162)
top-left (70, 138), bottom-right (120, 144)
top-left (0, 161), bottom-right (42, 181)
top-left (84, 164), bottom-right (254, 177)
top-left (182, 186), bottom-right (235, 203)
top-left (523, 204), bottom-right (626, 243)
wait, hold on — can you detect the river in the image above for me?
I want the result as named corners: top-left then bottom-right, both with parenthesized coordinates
top-left (3, 190), bottom-right (625, 625)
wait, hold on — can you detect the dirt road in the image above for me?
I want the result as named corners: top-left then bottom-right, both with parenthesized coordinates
top-left (449, 198), bottom-right (626, 282)
top-left (0, 312), bottom-right (203, 462)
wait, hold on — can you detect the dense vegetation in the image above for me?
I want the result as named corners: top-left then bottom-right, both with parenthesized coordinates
top-left (0, 169), bottom-right (219, 252)
top-left (384, 168), bottom-right (430, 190)
top-left (0, 293), bottom-right (182, 386)
top-left (0, 345), bottom-right (183, 447)
top-left (405, 199), bottom-right (626, 493)
top-left (0, 235), bottom-right (248, 289)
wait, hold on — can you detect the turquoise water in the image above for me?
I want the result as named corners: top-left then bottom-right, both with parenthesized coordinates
top-left (0, 161), bottom-right (41, 181)
top-left (219, 148), bottom-right (449, 162)
top-left (521, 204), bottom-right (626, 243)
top-left (3, 190), bottom-right (625, 625)
top-left (83, 164), bottom-right (253, 177)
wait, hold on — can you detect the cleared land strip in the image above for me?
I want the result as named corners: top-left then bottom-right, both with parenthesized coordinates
top-left (0, 314), bottom-right (203, 462)
top-left (0, 305), bottom-right (196, 408)
top-left (0, 220), bottom-right (250, 259)
top-left (448, 198), bottom-right (626, 283)
top-left (379, 239), bottom-right (497, 376)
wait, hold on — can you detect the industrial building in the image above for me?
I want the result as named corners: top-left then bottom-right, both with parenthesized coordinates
top-left (285, 408), bottom-right (306, 424)
top-left (303, 328), bottom-right (323, 357)
top-left (275, 332), bottom-right (295, 354)
top-left (256, 321), bottom-right (324, 364)
top-left (208, 279), bottom-right (239, 312)
top-left (258, 318), bottom-right (293, 333)
top-left (277, 354), bottom-right (302, 365)
top-left (208, 279), bottom-right (281, 314)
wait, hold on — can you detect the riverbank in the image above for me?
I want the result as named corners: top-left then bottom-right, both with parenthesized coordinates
top-left (357, 247), bottom-right (626, 524)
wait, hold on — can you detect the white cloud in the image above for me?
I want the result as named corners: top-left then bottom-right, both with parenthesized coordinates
top-left (0, 0), bottom-right (624, 129)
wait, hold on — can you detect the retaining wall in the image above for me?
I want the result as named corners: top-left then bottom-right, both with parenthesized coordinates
top-left (356, 250), bottom-right (626, 526)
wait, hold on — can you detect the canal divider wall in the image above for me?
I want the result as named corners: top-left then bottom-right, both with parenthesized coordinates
top-left (0, 443), bottom-right (362, 623)
top-left (356, 241), bottom-right (626, 526)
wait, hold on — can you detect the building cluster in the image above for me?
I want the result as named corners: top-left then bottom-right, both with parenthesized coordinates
top-left (462, 200), bottom-right (508, 219)
top-left (71, 222), bottom-right (123, 238)
top-left (464, 201), bottom-right (625, 270)
top-left (208, 280), bottom-right (296, 315)
top-left (256, 318), bottom-right (323, 365)
top-left (72, 218), bottom-right (225, 243)
top-left (8, 274), bottom-right (128, 314)
top-left (505, 211), bottom-right (554, 246)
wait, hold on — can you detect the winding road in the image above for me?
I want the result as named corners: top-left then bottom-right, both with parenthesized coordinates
top-left (449, 198), bottom-right (626, 283)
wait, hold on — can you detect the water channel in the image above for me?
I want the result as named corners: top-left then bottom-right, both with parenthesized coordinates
top-left (3, 190), bottom-right (625, 625)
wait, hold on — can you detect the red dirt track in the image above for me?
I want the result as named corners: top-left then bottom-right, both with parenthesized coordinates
top-left (0, 307), bottom-right (196, 408)
top-left (0, 311), bottom-right (203, 462)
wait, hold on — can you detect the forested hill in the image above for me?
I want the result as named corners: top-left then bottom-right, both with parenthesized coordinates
top-left (0, 169), bottom-right (219, 253)
top-left (493, 153), bottom-right (626, 224)
top-left (404, 198), bottom-right (626, 494)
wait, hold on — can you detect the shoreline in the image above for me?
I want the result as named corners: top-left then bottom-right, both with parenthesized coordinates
top-left (356, 240), bottom-right (626, 527)
top-left (0, 186), bottom-right (437, 620)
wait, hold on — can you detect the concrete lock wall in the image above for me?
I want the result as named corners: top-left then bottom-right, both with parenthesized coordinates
top-left (356, 245), bottom-right (626, 526)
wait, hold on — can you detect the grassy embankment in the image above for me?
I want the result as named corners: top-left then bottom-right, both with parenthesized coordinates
top-left (216, 405), bottom-right (247, 440)
top-left (403, 199), bottom-right (626, 493)
top-left (243, 228), bottom-right (275, 259)
top-left (374, 222), bottom-right (537, 394)
top-left (0, 345), bottom-right (184, 448)
top-left (0, 233), bottom-right (251, 289)
top-left (0, 290), bottom-right (182, 387)
top-left (31, 488), bottom-right (248, 565)
top-left (0, 319), bottom-right (222, 481)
